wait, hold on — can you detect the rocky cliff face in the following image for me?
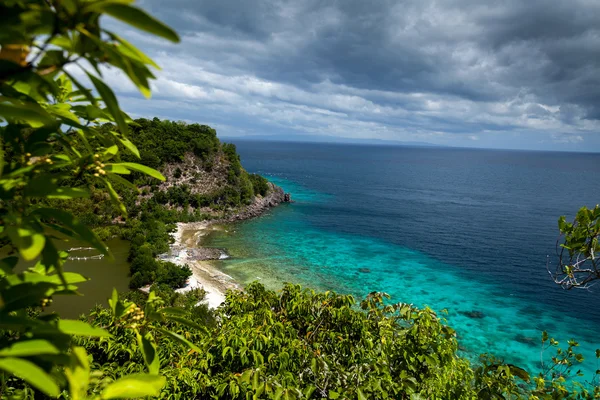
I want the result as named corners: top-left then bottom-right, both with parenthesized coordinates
top-left (159, 152), bottom-right (229, 195)
top-left (155, 152), bottom-right (291, 221)
top-left (224, 182), bottom-right (291, 222)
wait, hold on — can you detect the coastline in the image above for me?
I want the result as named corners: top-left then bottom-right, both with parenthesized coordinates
top-left (167, 221), bottom-right (240, 309)
top-left (165, 182), bottom-right (291, 308)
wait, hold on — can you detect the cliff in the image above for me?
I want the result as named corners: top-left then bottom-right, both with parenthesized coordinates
top-left (121, 118), bottom-right (291, 220)
top-left (149, 151), bottom-right (291, 221)
top-left (110, 118), bottom-right (292, 290)
top-left (223, 182), bottom-right (291, 222)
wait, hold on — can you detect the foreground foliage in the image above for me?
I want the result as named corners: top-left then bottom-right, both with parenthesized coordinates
top-left (78, 283), bottom-right (600, 399)
top-left (0, 0), bottom-right (202, 397)
top-left (551, 205), bottom-right (600, 289)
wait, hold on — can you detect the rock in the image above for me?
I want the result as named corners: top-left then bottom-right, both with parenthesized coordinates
top-left (222, 182), bottom-right (291, 223)
top-left (187, 247), bottom-right (223, 261)
top-left (515, 334), bottom-right (537, 347)
top-left (459, 310), bottom-right (485, 319)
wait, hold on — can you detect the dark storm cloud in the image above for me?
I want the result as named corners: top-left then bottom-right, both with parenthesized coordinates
top-left (142, 0), bottom-right (600, 108)
top-left (113, 0), bottom-right (600, 150)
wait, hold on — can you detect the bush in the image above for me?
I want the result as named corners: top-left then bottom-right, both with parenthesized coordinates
top-left (156, 263), bottom-right (192, 288)
top-left (129, 271), bottom-right (153, 289)
top-left (249, 173), bottom-right (270, 196)
top-left (81, 283), bottom-right (600, 399)
top-left (239, 173), bottom-right (255, 204)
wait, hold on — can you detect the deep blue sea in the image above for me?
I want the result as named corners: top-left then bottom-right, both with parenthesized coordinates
top-left (207, 141), bottom-right (600, 378)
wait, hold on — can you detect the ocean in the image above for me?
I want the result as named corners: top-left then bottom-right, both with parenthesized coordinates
top-left (207, 141), bottom-right (600, 378)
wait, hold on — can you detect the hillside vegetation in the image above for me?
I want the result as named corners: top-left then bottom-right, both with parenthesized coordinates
top-left (120, 118), bottom-right (269, 209)
top-left (36, 117), bottom-right (276, 290)
top-left (89, 118), bottom-right (275, 289)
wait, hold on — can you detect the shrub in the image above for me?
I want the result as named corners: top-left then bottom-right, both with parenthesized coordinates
top-left (156, 263), bottom-right (192, 288)
top-left (249, 173), bottom-right (270, 196)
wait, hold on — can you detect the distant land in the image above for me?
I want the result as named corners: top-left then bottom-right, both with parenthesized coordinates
top-left (220, 134), bottom-right (443, 147)
top-left (221, 134), bottom-right (600, 154)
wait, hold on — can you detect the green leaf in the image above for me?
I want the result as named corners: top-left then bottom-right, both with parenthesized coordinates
top-left (116, 162), bottom-right (165, 181)
top-left (63, 70), bottom-right (96, 105)
top-left (0, 339), bottom-right (60, 357)
top-left (164, 315), bottom-right (207, 332)
top-left (97, 4), bottom-right (179, 43)
top-left (47, 103), bottom-right (82, 127)
top-left (101, 373), bottom-right (166, 399)
top-left (274, 387), bottom-right (284, 400)
top-left (0, 282), bottom-right (56, 312)
top-left (50, 35), bottom-right (73, 51)
top-left (65, 347), bottom-right (90, 400)
top-left (159, 307), bottom-right (189, 316)
top-left (117, 135), bottom-right (140, 158)
top-left (104, 145), bottom-right (119, 157)
top-left (33, 208), bottom-right (110, 258)
top-left (0, 133), bottom-right (4, 178)
top-left (107, 172), bottom-right (138, 191)
top-left (0, 357), bottom-right (60, 397)
top-left (106, 31), bottom-right (160, 69)
top-left (5, 226), bottom-right (46, 261)
top-left (0, 102), bottom-right (54, 128)
top-left (58, 320), bottom-right (111, 337)
top-left (108, 288), bottom-right (119, 315)
top-left (0, 256), bottom-right (19, 276)
top-left (137, 332), bottom-right (159, 374)
top-left (119, 57), bottom-right (153, 98)
top-left (85, 71), bottom-right (128, 136)
top-left (46, 187), bottom-right (90, 199)
top-left (156, 327), bottom-right (202, 353)
top-left (105, 163), bottom-right (131, 174)
top-left (304, 385), bottom-right (316, 398)
top-left (25, 177), bottom-right (89, 199)
top-left (102, 178), bottom-right (127, 215)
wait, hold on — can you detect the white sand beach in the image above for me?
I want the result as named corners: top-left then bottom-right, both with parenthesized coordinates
top-left (167, 222), bottom-right (240, 308)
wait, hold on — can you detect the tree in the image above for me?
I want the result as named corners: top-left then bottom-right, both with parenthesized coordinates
top-left (79, 282), bottom-right (600, 399)
top-left (550, 205), bottom-right (600, 289)
top-left (0, 1), bottom-right (200, 398)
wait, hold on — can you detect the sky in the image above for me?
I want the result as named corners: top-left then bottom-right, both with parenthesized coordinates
top-left (103, 0), bottom-right (600, 152)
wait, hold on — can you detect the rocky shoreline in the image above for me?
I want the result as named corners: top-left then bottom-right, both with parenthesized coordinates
top-left (166, 183), bottom-right (291, 308)
top-left (221, 182), bottom-right (291, 222)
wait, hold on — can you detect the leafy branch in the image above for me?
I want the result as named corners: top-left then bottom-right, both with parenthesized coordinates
top-left (549, 205), bottom-right (600, 289)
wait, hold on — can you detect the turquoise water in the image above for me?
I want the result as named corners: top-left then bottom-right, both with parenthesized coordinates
top-left (208, 175), bottom-right (600, 379)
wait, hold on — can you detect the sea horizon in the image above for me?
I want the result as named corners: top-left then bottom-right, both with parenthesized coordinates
top-left (220, 136), bottom-right (600, 155)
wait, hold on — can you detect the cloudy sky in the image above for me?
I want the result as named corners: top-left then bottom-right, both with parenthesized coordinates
top-left (106, 0), bottom-right (600, 151)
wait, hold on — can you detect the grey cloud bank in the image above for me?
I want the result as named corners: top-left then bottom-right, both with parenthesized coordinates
top-left (111, 0), bottom-right (600, 151)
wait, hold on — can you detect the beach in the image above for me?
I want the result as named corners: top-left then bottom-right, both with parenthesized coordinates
top-left (159, 183), bottom-right (291, 308)
top-left (166, 222), bottom-right (241, 308)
